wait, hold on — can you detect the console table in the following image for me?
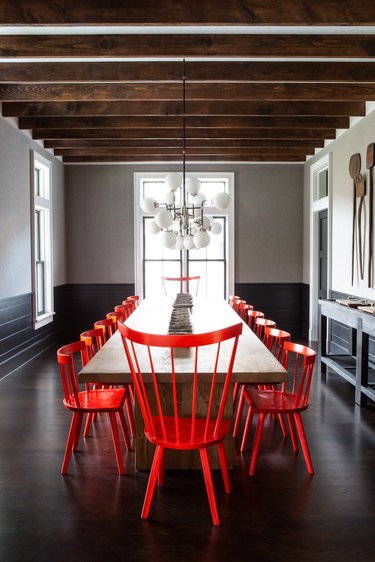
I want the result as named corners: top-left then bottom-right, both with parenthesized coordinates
top-left (318, 299), bottom-right (375, 407)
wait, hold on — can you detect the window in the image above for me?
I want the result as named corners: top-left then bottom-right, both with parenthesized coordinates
top-left (135, 172), bottom-right (234, 299)
top-left (31, 152), bottom-right (54, 328)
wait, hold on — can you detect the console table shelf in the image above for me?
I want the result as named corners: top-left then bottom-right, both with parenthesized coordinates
top-left (319, 300), bottom-right (375, 407)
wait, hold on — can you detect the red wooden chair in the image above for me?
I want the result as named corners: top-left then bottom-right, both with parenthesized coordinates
top-left (80, 328), bottom-right (135, 439)
top-left (118, 321), bottom-right (242, 526)
top-left (121, 300), bottom-right (136, 318)
top-left (94, 318), bottom-right (115, 342)
top-left (227, 294), bottom-right (239, 307)
top-left (56, 341), bottom-right (132, 475)
top-left (106, 310), bottom-right (123, 330)
top-left (247, 310), bottom-right (264, 331)
top-left (233, 299), bottom-right (246, 315)
top-left (162, 275), bottom-right (200, 297)
top-left (254, 318), bottom-right (276, 340)
top-left (238, 303), bottom-right (254, 322)
top-left (240, 342), bottom-right (316, 475)
top-left (126, 295), bottom-right (140, 310)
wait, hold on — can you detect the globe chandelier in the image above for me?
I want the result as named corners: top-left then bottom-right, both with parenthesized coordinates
top-left (140, 59), bottom-right (230, 251)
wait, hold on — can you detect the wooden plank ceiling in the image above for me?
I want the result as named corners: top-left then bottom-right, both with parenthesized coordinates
top-left (1, 1), bottom-right (375, 163)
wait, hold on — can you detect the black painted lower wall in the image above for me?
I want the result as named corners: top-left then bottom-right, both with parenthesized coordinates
top-left (0, 283), bottom-right (134, 381)
top-left (235, 282), bottom-right (308, 339)
top-left (1, 281), bottom-right (307, 380)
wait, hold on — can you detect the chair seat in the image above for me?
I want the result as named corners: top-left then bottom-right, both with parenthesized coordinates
top-left (146, 416), bottom-right (231, 450)
top-left (64, 388), bottom-right (127, 412)
top-left (244, 388), bottom-right (309, 413)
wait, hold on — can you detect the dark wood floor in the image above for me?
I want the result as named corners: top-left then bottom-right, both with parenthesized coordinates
top-left (1, 346), bottom-right (375, 562)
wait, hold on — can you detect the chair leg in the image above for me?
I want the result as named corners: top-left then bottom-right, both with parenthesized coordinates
top-left (233, 385), bottom-right (246, 437)
top-left (217, 441), bottom-right (231, 494)
top-left (118, 409), bottom-right (133, 452)
top-left (141, 445), bottom-right (164, 519)
top-left (72, 412), bottom-right (84, 451)
top-left (278, 414), bottom-right (288, 438)
top-left (233, 382), bottom-right (240, 406)
top-left (240, 406), bottom-right (254, 452)
top-left (294, 413), bottom-right (314, 475)
top-left (157, 447), bottom-right (165, 488)
top-left (287, 413), bottom-right (298, 452)
top-left (125, 393), bottom-right (135, 439)
top-left (62, 412), bottom-right (81, 475)
top-left (249, 413), bottom-right (265, 476)
top-left (199, 448), bottom-right (220, 526)
top-left (83, 413), bottom-right (94, 438)
top-left (108, 412), bottom-right (125, 475)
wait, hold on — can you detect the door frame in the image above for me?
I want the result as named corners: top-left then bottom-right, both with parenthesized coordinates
top-left (309, 153), bottom-right (332, 341)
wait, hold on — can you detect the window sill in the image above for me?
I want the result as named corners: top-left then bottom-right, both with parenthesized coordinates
top-left (34, 312), bottom-right (55, 330)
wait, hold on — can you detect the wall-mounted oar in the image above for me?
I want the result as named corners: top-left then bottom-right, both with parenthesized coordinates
top-left (349, 153), bottom-right (361, 285)
top-left (366, 143), bottom-right (375, 287)
top-left (356, 173), bottom-right (366, 280)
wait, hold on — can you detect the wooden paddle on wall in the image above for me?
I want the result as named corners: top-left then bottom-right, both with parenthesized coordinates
top-left (349, 153), bottom-right (361, 285)
top-left (366, 143), bottom-right (375, 287)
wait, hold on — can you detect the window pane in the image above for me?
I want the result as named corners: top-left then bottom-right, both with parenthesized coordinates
top-left (199, 180), bottom-right (227, 202)
top-left (144, 261), bottom-right (181, 298)
top-left (36, 261), bottom-right (45, 315)
top-left (143, 180), bottom-right (181, 206)
top-left (318, 169), bottom-right (328, 199)
top-left (144, 217), bottom-right (180, 260)
top-left (188, 261), bottom-right (225, 299)
top-left (34, 168), bottom-right (41, 196)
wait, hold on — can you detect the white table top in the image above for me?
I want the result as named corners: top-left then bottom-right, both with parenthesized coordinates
top-left (79, 297), bottom-right (287, 385)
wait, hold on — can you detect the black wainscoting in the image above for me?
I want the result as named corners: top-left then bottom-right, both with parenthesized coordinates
top-left (0, 287), bottom-right (65, 380)
top-left (235, 282), bottom-right (305, 338)
top-left (63, 283), bottom-right (135, 339)
top-left (0, 283), bottom-right (135, 380)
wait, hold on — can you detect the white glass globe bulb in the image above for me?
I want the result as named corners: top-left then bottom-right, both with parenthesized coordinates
top-left (165, 172), bottom-right (182, 192)
top-left (147, 220), bottom-right (161, 235)
top-left (183, 235), bottom-right (195, 250)
top-left (176, 235), bottom-right (185, 250)
top-left (140, 197), bottom-right (157, 214)
top-left (154, 208), bottom-right (174, 229)
top-left (202, 215), bottom-right (211, 230)
top-left (210, 221), bottom-right (222, 235)
top-left (160, 230), bottom-right (177, 248)
top-left (212, 192), bottom-right (230, 210)
top-left (186, 177), bottom-right (201, 197)
top-left (193, 230), bottom-right (210, 249)
top-left (194, 192), bottom-right (206, 206)
top-left (162, 191), bottom-right (175, 206)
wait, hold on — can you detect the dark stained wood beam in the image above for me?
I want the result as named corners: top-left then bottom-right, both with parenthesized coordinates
top-left (33, 127), bottom-right (336, 140)
top-left (2, 61), bottom-right (375, 83)
top-left (0, 1), bottom-right (374, 25)
top-left (53, 146), bottom-right (314, 157)
top-left (62, 155), bottom-right (308, 163)
top-left (44, 138), bottom-right (324, 149)
top-left (18, 115), bottom-right (350, 130)
top-left (1, 36), bottom-right (375, 59)
top-left (2, 100), bottom-right (365, 117)
top-left (1, 83), bottom-right (375, 102)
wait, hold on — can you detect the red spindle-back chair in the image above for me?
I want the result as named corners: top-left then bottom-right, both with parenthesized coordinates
top-left (56, 341), bottom-right (132, 475)
top-left (80, 328), bottom-right (104, 360)
top-left (162, 275), bottom-right (200, 297)
top-left (94, 318), bottom-right (115, 342)
top-left (227, 294), bottom-right (239, 307)
top-left (240, 342), bottom-right (316, 475)
top-left (233, 299), bottom-right (246, 315)
top-left (126, 295), bottom-right (140, 309)
top-left (118, 321), bottom-right (242, 526)
top-left (247, 309), bottom-right (264, 331)
top-left (106, 310), bottom-right (123, 330)
top-left (238, 303), bottom-right (254, 322)
top-left (264, 327), bottom-right (291, 363)
top-left (254, 318), bottom-right (276, 340)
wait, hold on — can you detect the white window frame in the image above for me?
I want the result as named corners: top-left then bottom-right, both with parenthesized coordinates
top-left (134, 171), bottom-right (235, 299)
top-left (30, 151), bottom-right (54, 329)
top-left (309, 153), bottom-right (332, 341)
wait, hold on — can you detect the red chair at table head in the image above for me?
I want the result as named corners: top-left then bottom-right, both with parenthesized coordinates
top-left (118, 320), bottom-right (242, 526)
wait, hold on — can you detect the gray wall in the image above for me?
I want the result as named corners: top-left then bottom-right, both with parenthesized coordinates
top-left (0, 114), bottom-right (66, 300)
top-left (303, 109), bottom-right (375, 300)
top-left (65, 163), bottom-right (304, 285)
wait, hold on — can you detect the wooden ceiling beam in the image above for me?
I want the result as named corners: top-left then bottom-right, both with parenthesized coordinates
top-left (18, 115), bottom-right (350, 130)
top-left (2, 61), bottom-right (375, 83)
top-left (1, 82), bottom-right (375, 102)
top-left (1, 38), bottom-right (375, 60)
top-left (1, 1), bottom-right (374, 26)
top-left (62, 155), bottom-right (307, 163)
top-left (2, 100), bottom-right (365, 117)
top-left (33, 127), bottom-right (335, 140)
top-left (53, 146), bottom-right (314, 156)
top-left (44, 138), bottom-right (323, 149)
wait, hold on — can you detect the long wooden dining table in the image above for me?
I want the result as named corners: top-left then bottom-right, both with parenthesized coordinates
top-left (79, 297), bottom-right (287, 470)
